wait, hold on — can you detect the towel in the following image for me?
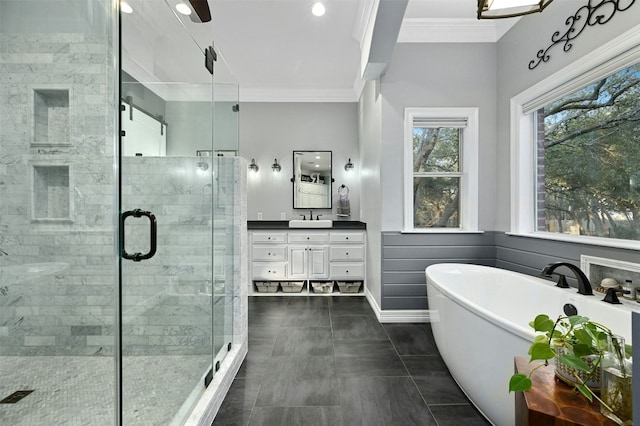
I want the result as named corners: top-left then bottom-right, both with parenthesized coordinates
top-left (337, 185), bottom-right (350, 217)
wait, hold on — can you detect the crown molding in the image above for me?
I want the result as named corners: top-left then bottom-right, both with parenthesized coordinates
top-left (353, 0), bottom-right (379, 48)
top-left (239, 88), bottom-right (359, 103)
top-left (398, 18), bottom-right (518, 43)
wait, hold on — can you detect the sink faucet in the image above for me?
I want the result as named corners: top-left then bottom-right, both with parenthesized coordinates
top-left (309, 210), bottom-right (313, 221)
top-left (540, 262), bottom-right (593, 295)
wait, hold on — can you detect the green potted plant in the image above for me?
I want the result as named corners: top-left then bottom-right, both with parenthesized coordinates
top-left (509, 314), bottom-right (632, 424)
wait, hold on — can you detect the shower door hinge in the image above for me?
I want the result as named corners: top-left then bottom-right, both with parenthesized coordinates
top-left (205, 45), bottom-right (216, 75)
top-left (204, 368), bottom-right (213, 388)
top-left (232, 104), bottom-right (239, 112)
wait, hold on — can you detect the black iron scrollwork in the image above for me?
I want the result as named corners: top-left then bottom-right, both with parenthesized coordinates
top-left (529, 0), bottom-right (636, 70)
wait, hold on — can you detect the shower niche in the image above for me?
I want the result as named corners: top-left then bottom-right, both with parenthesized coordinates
top-left (32, 88), bottom-right (70, 146)
top-left (32, 165), bottom-right (73, 222)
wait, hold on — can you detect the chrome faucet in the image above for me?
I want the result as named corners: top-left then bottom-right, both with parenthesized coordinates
top-left (540, 262), bottom-right (593, 295)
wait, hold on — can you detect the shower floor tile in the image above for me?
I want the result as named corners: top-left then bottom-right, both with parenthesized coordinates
top-left (0, 355), bottom-right (210, 426)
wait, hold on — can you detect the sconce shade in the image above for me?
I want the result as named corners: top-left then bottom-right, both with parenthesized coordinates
top-left (271, 159), bottom-right (281, 173)
top-left (248, 158), bottom-right (259, 172)
top-left (477, 0), bottom-right (554, 19)
top-left (344, 158), bottom-right (354, 172)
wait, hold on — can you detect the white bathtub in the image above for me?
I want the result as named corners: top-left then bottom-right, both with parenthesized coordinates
top-left (426, 263), bottom-right (634, 426)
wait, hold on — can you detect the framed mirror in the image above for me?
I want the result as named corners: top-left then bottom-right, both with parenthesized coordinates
top-left (292, 151), bottom-right (332, 209)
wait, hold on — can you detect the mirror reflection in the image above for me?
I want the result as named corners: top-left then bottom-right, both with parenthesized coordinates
top-left (293, 151), bottom-right (332, 209)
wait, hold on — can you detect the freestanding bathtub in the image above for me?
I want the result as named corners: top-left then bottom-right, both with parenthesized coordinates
top-left (426, 263), bottom-right (634, 426)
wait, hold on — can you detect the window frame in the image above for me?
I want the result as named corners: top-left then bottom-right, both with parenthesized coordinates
top-left (510, 26), bottom-right (640, 250)
top-left (403, 107), bottom-right (479, 233)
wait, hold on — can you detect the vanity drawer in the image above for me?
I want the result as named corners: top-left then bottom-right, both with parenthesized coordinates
top-left (330, 263), bottom-right (364, 279)
top-left (330, 232), bottom-right (364, 243)
top-left (252, 245), bottom-right (287, 261)
top-left (252, 263), bottom-right (287, 279)
top-left (329, 246), bottom-right (364, 261)
top-left (288, 233), bottom-right (329, 243)
top-left (253, 232), bottom-right (286, 243)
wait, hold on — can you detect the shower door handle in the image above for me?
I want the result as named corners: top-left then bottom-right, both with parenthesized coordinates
top-left (121, 209), bottom-right (157, 262)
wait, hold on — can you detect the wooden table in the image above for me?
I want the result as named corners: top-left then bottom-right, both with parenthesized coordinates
top-left (514, 356), bottom-right (617, 426)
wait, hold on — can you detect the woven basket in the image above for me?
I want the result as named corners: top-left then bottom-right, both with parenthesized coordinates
top-left (554, 346), bottom-right (601, 390)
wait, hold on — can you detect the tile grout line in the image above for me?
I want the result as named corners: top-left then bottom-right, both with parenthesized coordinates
top-left (382, 324), bottom-right (442, 426)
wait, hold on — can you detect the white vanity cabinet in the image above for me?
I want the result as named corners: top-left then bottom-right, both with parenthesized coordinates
top-left (251, 232), bottom-right (288, 280)
top-left (329, 232), bottom-right (365, 280)
top-left (249, 228), bottom-right (366, 295)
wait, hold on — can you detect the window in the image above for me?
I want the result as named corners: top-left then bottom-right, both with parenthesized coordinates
top-left (404, 108), bottom-right (479, 232)
top-left (511, 28), bottom-right (640, 248)
top-left (535, 63), bottom-right (640, 240)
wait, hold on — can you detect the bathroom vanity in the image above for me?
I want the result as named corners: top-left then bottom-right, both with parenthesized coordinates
top-left (248, 220), bottom-right (366, 296)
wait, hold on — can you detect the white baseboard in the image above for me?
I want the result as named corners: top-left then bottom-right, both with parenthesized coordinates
top-left (364, 288), bottom-right (432, 323)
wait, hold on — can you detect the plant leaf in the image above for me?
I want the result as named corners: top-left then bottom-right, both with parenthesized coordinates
top-left (532, 314), bottom-right (554, 332)
top-left (509, 374), bottom-right (532, 392)
top-left (529, 342), bottom-right (556, 361)
top-left (573, 329), bottom-right (593, 346)
top-left (568, 315), bottom-right (589, 327)
top-left (571, 343), bottom-right (596, 357)
top-left (558, 354), bottom-right (590, 372)
top-left (576, 384), bottom-right (593, 402)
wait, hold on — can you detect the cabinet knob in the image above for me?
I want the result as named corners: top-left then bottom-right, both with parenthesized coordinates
top-left (346, 270), bottom-right (349, 273)
top-left (346, 237), bottom-right (349, 240)
top-left (307, 237), bottom-right (310, 240)
top-left (346, 252), bottom-right (349, 256)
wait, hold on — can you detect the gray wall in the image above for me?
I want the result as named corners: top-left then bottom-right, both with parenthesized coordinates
top-left (379, 42), bottom-right (498, 231)
top-left (239, 102), bottom-right (360, 221)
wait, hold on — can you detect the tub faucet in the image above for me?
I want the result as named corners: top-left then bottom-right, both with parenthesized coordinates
top-left (540, 262), bottom-right (593, 295)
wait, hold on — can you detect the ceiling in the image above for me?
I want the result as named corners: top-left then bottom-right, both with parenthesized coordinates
top-left (122, 0), bottom-right (520, 102)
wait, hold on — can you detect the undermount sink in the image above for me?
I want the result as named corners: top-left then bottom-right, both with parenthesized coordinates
top-left (288, 219), bottom-right (333, 228)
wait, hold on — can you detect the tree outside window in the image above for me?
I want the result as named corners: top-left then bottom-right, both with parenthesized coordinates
top-left (537, 62), bottom-right (640, 240)
top-left (412, 126), bottom-right (461, 228)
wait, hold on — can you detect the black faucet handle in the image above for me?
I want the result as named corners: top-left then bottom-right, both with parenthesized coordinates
top-left (300, 214), bottom-right (306, 220)
top-left (603, 287), bottom-right (623, 304)
top-left (555, 274), bottom-right (570, 289)
top-left (316, 214), bottom-right (322, 220)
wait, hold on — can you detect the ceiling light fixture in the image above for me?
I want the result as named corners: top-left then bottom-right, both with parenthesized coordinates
top-left (312, 2), bottom-right (326, 17)
top-left (477, 0), bottom-right (554, 19)
top-left (175, 2), bottom-right (192, 15)
top-left (121, 1), bottom-right (133, 14)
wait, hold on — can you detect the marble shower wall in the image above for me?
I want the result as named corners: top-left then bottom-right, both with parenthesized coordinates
top-left (0, 32), bottom-right (241, 357)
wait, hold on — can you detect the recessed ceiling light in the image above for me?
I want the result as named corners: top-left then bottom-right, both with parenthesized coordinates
top-left (121, 1), bottom-right (133, 14)
top-left (311, 2), bottom-right (325, 17)
top-left (175, 2), bottom-right (192, 15)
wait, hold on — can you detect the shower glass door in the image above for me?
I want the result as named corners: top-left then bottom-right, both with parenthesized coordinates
top-left (119, 1), bottom-right (224, 424)
top-left (0, 1), bottom-right (118, 425)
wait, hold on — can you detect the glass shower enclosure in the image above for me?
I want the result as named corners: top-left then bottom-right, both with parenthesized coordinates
top-left (0, 0), bottom-right (239, 424)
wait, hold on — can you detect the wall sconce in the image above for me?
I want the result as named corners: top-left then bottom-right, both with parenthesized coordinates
top-left (344, 158), bottom-right (354, 172)
top-left (271, 159), bottom-right (281, 173)
top-left (248, 158), bottom-right (259, 172)
top-left (477, 0), bottom-right (554, 19)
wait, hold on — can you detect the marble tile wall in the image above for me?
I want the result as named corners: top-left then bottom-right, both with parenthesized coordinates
top-left (0, 32), bottom-right (242, 358)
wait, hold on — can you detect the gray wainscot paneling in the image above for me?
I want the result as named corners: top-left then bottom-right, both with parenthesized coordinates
top-left (381, 232), bottom-right (497, 310)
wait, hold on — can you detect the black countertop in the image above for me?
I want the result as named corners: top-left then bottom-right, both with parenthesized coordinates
top-left (247, 220), bottom-right (366, 230)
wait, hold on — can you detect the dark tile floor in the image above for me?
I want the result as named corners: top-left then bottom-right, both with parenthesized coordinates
top-left (212, 296), bottom-right (490, 426)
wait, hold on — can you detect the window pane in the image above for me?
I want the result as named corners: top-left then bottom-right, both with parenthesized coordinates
top-left (536, 62), bottom-right (640, 240)
top-left (414, 177), bottom-right (459, 228)
top-left (413, 127), bottom-right (460, 173)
